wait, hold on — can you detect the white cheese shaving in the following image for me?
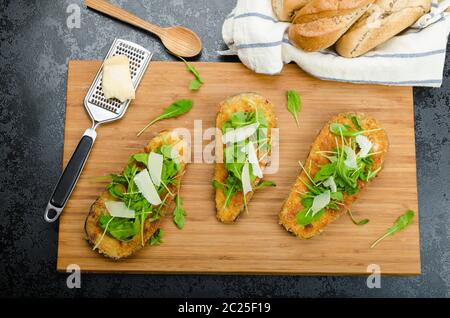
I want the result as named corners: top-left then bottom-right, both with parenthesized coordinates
top-left (356, 135), bottom-right (373, 158)
top-left (148, 152), bottom-right (163, 186)
top-left (102, 55), bottom-right (135, 102)
top-left (241, 141), bottom-right (263, 178)
top-left (222, 123), bottom-right (259, 144)
top-left (343, 146), bottom-right (358, 169)
top-left (311, 190), bottom-right (330, 215)
top-left (134, 169), bottom-right (162, 205)
top-left (241, 162), bottom-right (253, 194)
top-left (323, 176), bottom-right (337, 193)
top-left (105, 201), bottom-right (135, 218)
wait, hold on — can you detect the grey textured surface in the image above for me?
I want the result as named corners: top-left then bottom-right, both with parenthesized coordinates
top-left (1, 0), bottom-right (450, 297)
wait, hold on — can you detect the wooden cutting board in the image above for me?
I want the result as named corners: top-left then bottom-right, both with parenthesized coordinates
top-left (57, 61), bottom-right (420, 275)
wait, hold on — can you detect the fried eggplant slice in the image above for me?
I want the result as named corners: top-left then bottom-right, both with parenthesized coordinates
top-left (279, 112), bottom-right (388, 239)
top-left (85, 130), bottom-right (188, 259)
top-left (214, 93), bottom-right (277, 223)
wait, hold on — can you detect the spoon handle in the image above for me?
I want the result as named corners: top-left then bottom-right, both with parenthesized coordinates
top-left (85, 0), bottom-right (163, 36)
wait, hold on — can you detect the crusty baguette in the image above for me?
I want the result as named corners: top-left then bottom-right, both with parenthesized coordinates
top-left (288, 0), bottom-right (374, 52)
top-left (279, 113), bottom-right (388, 239)
top-left (214, 93), bottom-right (277, 223)
top-left (272, 0), bottom-right (311, 21)
top-left (336, 0), bottom-right (431, 57)
top-left (85, 130), bottom-right (187, 259)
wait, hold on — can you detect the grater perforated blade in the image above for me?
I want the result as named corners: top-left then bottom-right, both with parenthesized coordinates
top-left (84, 38), bottom-right (152, 124)
top-left (44, 39), bottom-right (152, 223)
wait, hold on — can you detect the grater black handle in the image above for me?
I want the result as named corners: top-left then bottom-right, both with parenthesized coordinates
top-left (44, 128), bottom-right (97, 223)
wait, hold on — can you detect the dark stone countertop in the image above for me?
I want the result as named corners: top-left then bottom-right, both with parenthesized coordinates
top-left (1, 0), bottom-right (450, 297)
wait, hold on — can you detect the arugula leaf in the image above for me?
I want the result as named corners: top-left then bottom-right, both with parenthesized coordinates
top-left (330, 191), bottom-right (343, 201)
top-left (150, 228), bottom-right (164, 246)
top-left (106, 183), bottom-right (125, 199)
top-left (223, 183), bottom-right (236, 209)
top-left (313, 162), bottom-right (336, 182)
top-left (370, 210), bottom-right (415, 248)
top-left (173, 191), bottom-right (186, 229)
top-left (347, 209), bottom-right (369, 226)
top-left (189, 78), bottom-right (203, 91)
top-left (99, 215), bottom-right (140, 241)
top-left (108, 174), bottom-right (127, 184)
top-left (137, 99), bottom-right (193, 136)
top-left (255, 181), bottom-right (277, 189)
top-left (212, 180), bottom-right (226, 190)
top-left (296, 203), bottom-right (325, 226)
top-left (329, 123), bottom-right (380, 138)
top-left (160, 144), bottom-right (175, 159)
top-left (131, 153), bottom-right (149, 167)
top-left (287, 90), bottom-right (301, 128)
top-left (178, 56), bottom-right (204, 91)
top-left (349, 115), bottom-right (363, 131)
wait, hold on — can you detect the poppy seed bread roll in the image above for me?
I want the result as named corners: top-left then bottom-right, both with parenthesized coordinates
top-left (288, 0), bottom-right (375, 52)
top-left (335, 0), bottom-right (431, 58)
top-left (272, 0), bottom-right (311, 21)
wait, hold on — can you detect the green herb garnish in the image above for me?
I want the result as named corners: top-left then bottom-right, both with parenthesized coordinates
top-left (370, 210), bottom-right (414, 248)
top-left (349, 115), bottom-right (363, 131)
top-left (137, 99), bottom-right (193, 137)
top-left (255, 181), bottom-right (277, 189)
top-left (98, 215), bottom-right (140, 241)
top-left (286, 90), bottom-right (301, 128)
top-left (216, 109), bottom-right (275, 208)
top-left (294, 119), bottom-right (382, 226)
top-left (347, 209), bottom-right (369, 226)
top-left (150, 228), bottom-right (164, 246)
top-left (173, 188), bottom-right (186, 229)
top-left (329, 123), bottom-right (380, 137)
top-left (97, 142), bottom-right (182, 246)
top-left (178, 56), bottom-right (204, 91)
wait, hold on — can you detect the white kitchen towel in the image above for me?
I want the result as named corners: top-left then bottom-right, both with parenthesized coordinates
top-left (221, 0), bottom-right (450, 87)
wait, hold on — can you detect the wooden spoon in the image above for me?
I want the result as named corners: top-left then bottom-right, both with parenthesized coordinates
top-left (85, 0), bottom-right (202, 58)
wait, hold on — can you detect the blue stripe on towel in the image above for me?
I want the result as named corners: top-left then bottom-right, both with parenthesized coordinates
top-left (316, 75), bottom-right (442, 86)
top-left (281, 38), bottom-right (445, 59)
top-left (225, 12), bottom-right (278, 23)
top-left (236, 41), bottom-right (283, 49)
top-left (365, 49), bottom-right (446, 58)
top-left (233, 12), bottom-right (279, 23)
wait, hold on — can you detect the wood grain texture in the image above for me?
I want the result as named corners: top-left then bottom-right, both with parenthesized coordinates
top-left (57, 61), bottom-right (420, 275)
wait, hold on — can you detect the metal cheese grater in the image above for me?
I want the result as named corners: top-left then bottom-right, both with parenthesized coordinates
top-left (44, 39), bottom-right (152, 223)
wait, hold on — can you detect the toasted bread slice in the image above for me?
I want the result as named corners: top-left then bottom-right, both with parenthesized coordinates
top-left (85, 130), bottom-right (188, 259)
top-left (214, 93), bottom-right (277, 223)
top-left (279, 113), bottom-right (388, 239)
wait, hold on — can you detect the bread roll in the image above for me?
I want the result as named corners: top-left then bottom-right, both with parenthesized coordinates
top-left (272, 0), bottom-right (311, 21)
top-left (288, 0), bottom-right (375, 52)
top-left (336, 0), bottom-right (431, 57)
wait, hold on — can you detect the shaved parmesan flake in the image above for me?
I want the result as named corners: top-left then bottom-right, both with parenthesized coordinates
top-left (105, 201), bottom-right (135, 218)
top-left (311, 190), bottom-right (330, 215)
top-left (222, 123), bottom-right (259, 144)
top-left (356, 135), bottom-right (373, 158)
top-left (241, 162), bottom-right (253, 194)
top-left (242, 141), bottom-right (263, 178)
top-left (134, 169), bottom-right (162, 205)
top-left (343, 146), bottom-right (358, 169)
top-left (102, 55), bottom-right (135, 102)
top-left (148, 152), bottom-right (163, 186)
top-left (323, 176), bottom-right (337, 193)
